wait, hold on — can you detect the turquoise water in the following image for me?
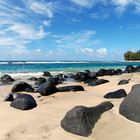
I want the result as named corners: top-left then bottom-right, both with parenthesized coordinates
top-left (0, 61), bottom-right (140, 74)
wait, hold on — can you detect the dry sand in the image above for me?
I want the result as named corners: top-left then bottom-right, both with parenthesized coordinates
top-left (0, 73), bottom-right (140, 140)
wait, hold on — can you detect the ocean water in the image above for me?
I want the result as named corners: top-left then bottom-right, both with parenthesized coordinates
top-left (0, 61), bottom-right (140, 76)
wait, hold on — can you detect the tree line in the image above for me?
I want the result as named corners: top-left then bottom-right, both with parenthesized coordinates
top-left (124, 51), bottom-right (140, 61)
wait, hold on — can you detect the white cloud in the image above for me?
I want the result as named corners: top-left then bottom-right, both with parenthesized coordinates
top-left (54, 30), bottom-right (99, 49)
top-left (70, 0), bottom-right (95, 8)
top-left (29, 1), bottom-right (54, 18)
top-left (8, 23), bottom-right (47, 40)
top-left (69, 0), bottom-right (140, 15)
top-left (97, 48), bottom-right (108, 57)
top-left (78, 47), bottom-right (93, 55)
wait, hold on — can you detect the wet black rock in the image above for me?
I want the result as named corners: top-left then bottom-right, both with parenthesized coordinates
top-left (119, 84), bottom-right (140, 123)
top-left (61, 101), bottom-right (114, 137)
top-left (58, 85), bottom-right (84, 92)
top-left (10, 94), bottom-right (37, 110)
top-left (12, 82), bottom-right (34, 92)
top-left (1, 74), bottom-right (15, 84)
top-left (104, 89), bottom-right (127, 98)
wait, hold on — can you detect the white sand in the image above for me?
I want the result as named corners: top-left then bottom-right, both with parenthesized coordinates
top-left (0, 73), bottom-right (140, 140)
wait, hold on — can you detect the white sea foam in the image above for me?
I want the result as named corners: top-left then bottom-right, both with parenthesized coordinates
top-left (0, 61), bottom-right (98, 65)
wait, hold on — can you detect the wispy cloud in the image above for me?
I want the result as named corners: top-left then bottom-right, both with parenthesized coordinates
top-left (69, 0), bottom-right (140, 15)
top-left (27, 0), bottom-right (54, 18)
top-left (69, 0), bottom-right (95, 8)
top-left (54, 30), bottom-right (99, 49)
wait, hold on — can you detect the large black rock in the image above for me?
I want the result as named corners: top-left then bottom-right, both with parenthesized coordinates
top-left (35, 77), bottom-right (46, 85)
top-left (135, 65), bottom-right (140, 72)
top-left (36, 82), bottom-right (58, 96)
top-left (12, 82), bottom-right (34, 92)
top-left (123, 65), bottom-right (135, 73)
top-left (88, 79), bottom-right (109, 86)
top-left (115, 69), bottom-right (123, 75)
top-left (58, 85), bottom-right (84, 92)
top-left (61, 101), bottom-right (114, 137)
top-left (43, 71), bottom-right (52, 77)
top-left (97, 69), bottom-right (115, 76)
top-left (119, 84), bottom-right (140, 123)
top-left (118, 79), bottom-right (130, 85)
top-left (1, 74), bottom-right (15, 84)
top-left (10, 94), bottom-right (37, 110)
top-left (74, 72), bottom-right (89, 81)
top-left (104, 89), bottom-right (127, 99)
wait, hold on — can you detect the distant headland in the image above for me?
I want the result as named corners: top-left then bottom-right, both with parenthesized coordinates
top-left (124, 51), bottom-right (140, 61)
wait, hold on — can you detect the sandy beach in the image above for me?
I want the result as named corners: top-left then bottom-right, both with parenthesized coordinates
top-left (0, 72), bottom-right (140, 140)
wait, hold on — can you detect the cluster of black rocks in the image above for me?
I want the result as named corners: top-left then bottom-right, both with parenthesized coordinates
top-left (2, 65), bottom-right (140, 136)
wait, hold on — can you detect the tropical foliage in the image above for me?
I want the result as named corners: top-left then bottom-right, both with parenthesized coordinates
top-left (124, 51), bottom-right (140, 61)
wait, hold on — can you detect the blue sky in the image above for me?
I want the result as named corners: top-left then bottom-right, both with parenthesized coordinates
top-left (0, 0), bottom-right (140, 61)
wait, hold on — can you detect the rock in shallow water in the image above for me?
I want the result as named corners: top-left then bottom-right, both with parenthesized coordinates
top-left (10, 94), bottom-right (37, 110)
top-left (119, 84), bottom-right (140, 123)
top-left (104, 89), bottom-right (127, 99)
top-left (61, 101), bottom-right (114, 137)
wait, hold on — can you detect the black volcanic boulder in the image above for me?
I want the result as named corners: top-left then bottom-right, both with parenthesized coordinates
top-left (118, 79), bottom-right (130, 85)
top-left (119, 84), bottom-right (140, 123)
top-left (35, 77), bottom-right (46, 85)
top-left (88, 72), bottom-right (97, 79)
top-left (1, 74), bottom-right (15, 84)
top-left (135, 65), bottom-right (140, 72)
top-left (12, 82), bottom-right (34, 92)
top-left (115, 69), bottom-right (123, 75)
top-left (10, 94), bottom-right (37, 110)
top-left (124, 65), bottom-right (135, 73)
top-left (47, 77), bottom-right (60, 85)
top-left (97, 69), bottom-right (115, 76)
top-left (43, 71), bottom-right (52, 77)
top-left (36, 82), bottom-right (58, 96)
top-left (61, 101), bottom-right (114, 137)
top-left (104, 89), bottom-right (127, 99)
top-left (74, 72), bottom-right (89, 81)
top-left (88, 79), bottom-right (109, 86)
top-left (28, 77), bottom-right (38, 81)
top-left (58, 85), bottom-right (84, 92)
